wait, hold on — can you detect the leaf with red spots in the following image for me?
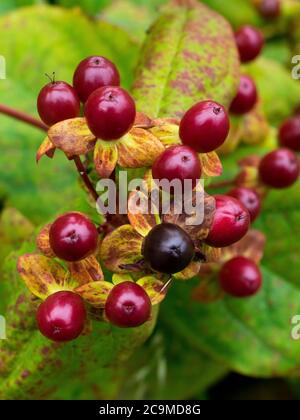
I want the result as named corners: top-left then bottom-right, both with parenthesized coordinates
top-left (94, 140), bottom-right (118, 178)
top-left (117, 128), bottom-right (164, 168)
top-left (17, 253), bottom-right (71, 300)
top-left (48, 118), bottom-right (96, 157)
top-left (137, 276), bottom-right (167, 305)
top-left (132, 0), bottom-right (239, 118)
top-left (100, 225), bottom-right (144, 273)
top-left (75, 281), bottom-right (113, 307)
top-left (68, 255), bottom-right (104, 286)
top-left (36, 224), bottom-right (55, 258)
top-left (199, 152), bottom-right (223, 178)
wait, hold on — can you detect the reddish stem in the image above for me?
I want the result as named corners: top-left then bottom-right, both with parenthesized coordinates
top-left (73, 156), bottom-right (99, 201)
top-left (0, 103), bottom-right (48, 131)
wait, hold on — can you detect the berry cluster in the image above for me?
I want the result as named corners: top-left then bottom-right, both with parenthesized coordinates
top-left (16, 24), bottom-right (299, 344)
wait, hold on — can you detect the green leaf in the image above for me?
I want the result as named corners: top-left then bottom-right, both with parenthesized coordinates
top-left (0, 241), bottom-right (157, 400)
top-left (0, 5), bottom-right (139, 223)
top-left (245, 57), bottom-right (300, 125)
top-left (160, 267), bottom-right (300, 377)
top-left (132, 0), bottom-right (239, 117)
top-left (121, 324), bottom-right (227, 399)
top-left (254, 181), bottom-right (300, 288)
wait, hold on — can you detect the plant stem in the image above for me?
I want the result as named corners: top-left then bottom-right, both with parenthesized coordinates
top-left (0, 103), bottom-right (48, 131)
top-left (206, 179), bottom-right (235, 190)
top-left (0, 103), bottom-right (99, 202)
top-left (73, 156), bottom-right (99, 201)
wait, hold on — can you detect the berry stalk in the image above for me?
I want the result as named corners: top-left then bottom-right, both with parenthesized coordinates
top-left (0, 103), bottom-right (48, 131)
top-left (73, 156), bottom-right (99, 201)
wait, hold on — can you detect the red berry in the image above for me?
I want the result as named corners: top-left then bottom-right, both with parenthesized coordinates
top-left (152, 145), bottom-right (201, 189)
top-left (142, 223), bottom-right (195, 274)
top-left (228, 187), bottom-right (261, 222)
top-left (49, 212), bottom-right (98, 262)
top-left (37, 81), bottom-right (80, 126)
top-left (73, 56), bottom-right (120, 103)
top-left (105, 282), bottom-right (151, 328)
top-left (258, 0), bottom-right (281, 20)
top-left (235, 25), bottom-right (264, 63)
top-left (84, 86), bottom-right (136, 140)
top-left (179, 100), bottom-right (230, 153)
top-left (205, 195), bottom-right (250, 248)
top-left (36, 291), bottom-right (86, 342)
top-left (259, 148), bottom-right (300, 189)
top-left (279, 116), bottom-right (300, 152)
top-left (230, 75), bottom-right (257, 115)
top-left (219, 256), bottom-right (262, 297)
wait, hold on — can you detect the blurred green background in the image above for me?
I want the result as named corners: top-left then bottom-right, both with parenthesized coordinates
top-left (1, 0), bottom-right (300, 400)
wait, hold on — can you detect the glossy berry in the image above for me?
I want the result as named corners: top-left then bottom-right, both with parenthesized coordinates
top-left (152, 145), bottom-right (202, 189)
top-left (258, 0), bottom-right (281, 20)
top-left (142, 223), bottom-right (194, 274)
top-left (230, 75), bottom-right (257, 115)
top-left (179, 100), bottom-right (230, 153)
top-left (36, 291), bottom-right (86, 342)
top-left (219, 256), bottom-right (262, 297)
top-left (228, 187), bottom-right (261, 222)
top-left (235, 25), bottom-right (264, 63)
top-left (37, 80), bottom-right (80, 126)
top-left (205, 195), bottom-right (250, 248)
top-left (73, 56), bottom-right (120, 103)
top-left (84, 86), bottom-right (136, 140)
top-left (259, 148), bottom-right (300, 189)
top-left (279, 116), bottom-right (300, 152)
top-left (49, 212), bottom-right (98, 262)
top-left (105, 282), bottom-right (151, 328)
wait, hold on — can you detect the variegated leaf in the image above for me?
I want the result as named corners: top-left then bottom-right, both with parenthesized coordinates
top-left (221, 230), bottom-right (266, 265)
top-left (192, 275), bottom-right (224, 303)
top-left (17, 253), bottom-right (70, 300)
top-left (137, 276), bottom-right (167, 305)
top-left (36, 223), bottom-right (55, 258)
top-left (68, 255), bottom-right (104, 286)
top-left (117, 127), bottom-right (164, 168)
top-left (94, 140), bottom-right (118, 178)
top-left (173, 260), bottom-right (201, 281)
top-left (199, 152), bottom-right (223, 178)
top-left (112, 273), bottom-right (134, 285)
top-left (75, 281), bottom-right (113, 307)
top-left (48, 118), bottom-right (96, 157)
top-left (36, 137), bottom-right (56, 162)
top-left (149, 118), bottom-right (180, 146)
top-left (100, 225), bottom-right (144, 273)
top-left (127, 189), bottom-right (159, 237)
top-left (133, 112), bottom-right (155, 128)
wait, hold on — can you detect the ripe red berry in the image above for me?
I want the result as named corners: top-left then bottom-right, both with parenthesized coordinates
top-left (105, 282), bottom-right (151, 328)
top-left (49, 212), bottom-right (98, 262)
top-left (142, 223), bottom-right (194, 274)
top-left (227, 187), bottom-right (261, 222)
top-left (179, 100), bottom-right (230, 153)
top-left (257, 0), bottom-right (281, 20)
top-left (205, 195), bottom-right (250, 248)
top-left (230, 75), bottom-right (257, 115)
top-left (152, 145), bottom-right (202, 189)
top-left (73, 56), bottom-right (120, 103)
top-left (219, 256), bottom-right (262, 297)
top-left (259, 148), bottom-right (300, 189)
top-left (84, 86), bottom-right (136, 140)
top-left (36, 291), bottom-right (86, 342)
top-left (235, 25), bottom-right (264, 63)
top-left (37, 80), bottom-right (80, 126)
top-left (279, 116), bottom-right (300, 152)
